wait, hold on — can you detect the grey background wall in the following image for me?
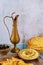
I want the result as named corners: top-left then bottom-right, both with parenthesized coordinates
top-left (0, 0), bottom-right (43, 45)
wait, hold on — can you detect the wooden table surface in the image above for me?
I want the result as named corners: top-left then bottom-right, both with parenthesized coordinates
top-left (25, 57), bottom-right (43, 65)
top-left (0, 53), bottom-right (43, 65)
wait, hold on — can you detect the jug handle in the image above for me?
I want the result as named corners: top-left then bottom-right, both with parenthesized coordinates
top-left (3, 16), bottom-right (13, 38)
top-left (11, 12), bottom-right (15, 17)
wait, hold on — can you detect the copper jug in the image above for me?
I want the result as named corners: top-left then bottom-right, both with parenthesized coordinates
top-left (3, 12), bottom-right (20, 53)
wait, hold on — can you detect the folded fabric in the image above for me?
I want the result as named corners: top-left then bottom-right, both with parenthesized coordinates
top-left (0, 57), bottom-right (33, 65)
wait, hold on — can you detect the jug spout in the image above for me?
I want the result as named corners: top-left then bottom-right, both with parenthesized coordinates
top-left (14, 15), bottom-right (19, 21)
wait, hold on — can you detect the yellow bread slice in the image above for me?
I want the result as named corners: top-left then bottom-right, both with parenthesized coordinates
top-left (28, 36), bottom-right (43, 53)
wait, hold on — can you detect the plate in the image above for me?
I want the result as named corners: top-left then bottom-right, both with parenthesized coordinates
top-left (18, 49), bottom-right (39, 60)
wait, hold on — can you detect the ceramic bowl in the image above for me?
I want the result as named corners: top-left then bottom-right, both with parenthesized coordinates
top-left (0, 45), bottom-right (11, 55)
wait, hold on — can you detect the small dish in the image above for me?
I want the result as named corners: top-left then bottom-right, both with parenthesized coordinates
top-left (18, 49), bottom-right (39, 60)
